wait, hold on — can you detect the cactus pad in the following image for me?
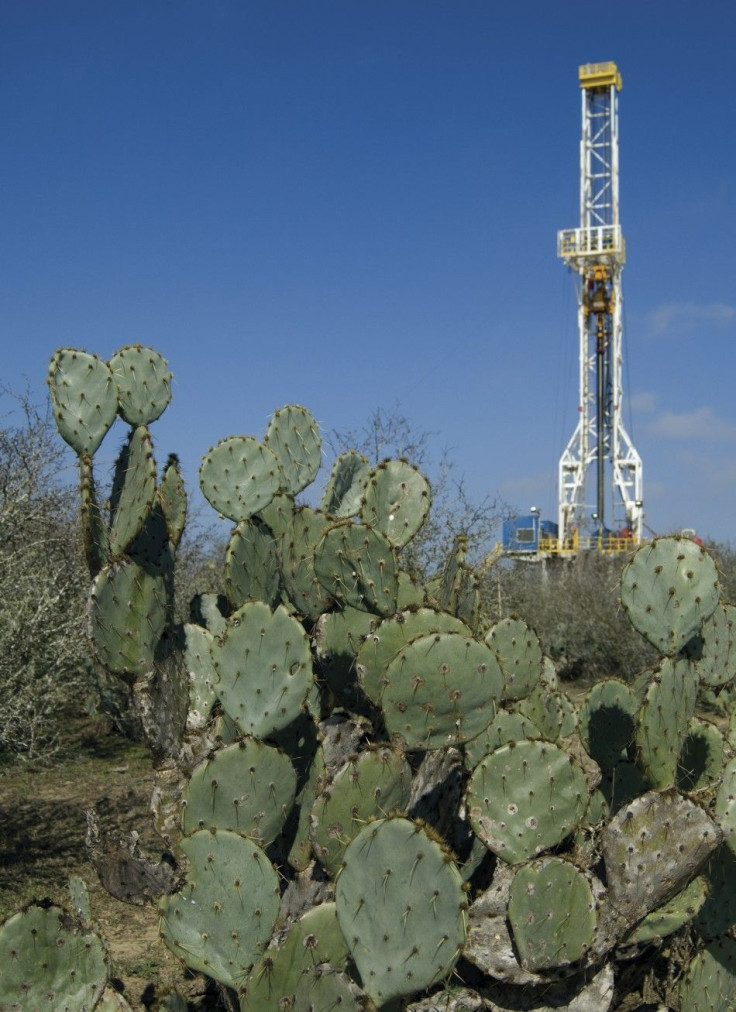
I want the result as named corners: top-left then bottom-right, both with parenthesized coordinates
top-left (335, 817), bottom-right (466, 1004)
top-left (636, 657), bottom-right (698, 788)
top-left (602, 789), bottom-right (722, 930)
top-left (463, 708), bottom-right (541, 771)
top-left (312, 605), bottom-right (377, 708)
top-left (678, 717), bottom-right (725, 792)
top-left (159, 829), bottom-right (280, 990)
top-left (322, 450), bottom-right (371, 517)
top-left (210, 601), bottom-right (313, 738)
top-left (620, 536), bottom-right (719, 656)
top-left (225, 518), bottom-right (281, 609)
top-left (109, 344), bottom-right (172, 425)
top-left (89, 560), bottom-right (168, 679)
top-left (79, 455), bottom-right (109, 575)
top-left (48, 347), bottom-right (118, 455)
top-left (184, 622), bottom-right (218, 727)
top-left (714, 755), bottom-right (736, 857)
top-left (241, 902), bottom-right (349, 1010)
top-left (356, 607), bottom-right (470, 707)
top-left (508, 857), bottom-right (597, 971)
top-left (381, 632), bottom-right (503, 750)
top-left (624, 874), bottom-right (708, 944)
top-left (279, 506), bottom-right (335, 620)
top-left (679, 936), bottom-right (736, 1012)
top-left (0, 902), bottom-right (108, 1011)
top-left (264, 404), bottom-right (322, 496)
top-left (485, 617), bottom-right (543, 702)
top-left (516, 683), bottom-right (577, 742)
top-left (315, 521), bottom-right (399, 616)
top-left (578, 679), bottom-right (637, 771)
top-left (157, 454), bottom-right (187, 548)
top-left (109, 425), bottom-right (157, 557)
top-left (360, 458), bottom-right (431, 548)
top-left (466, 739), bottom-right (589, 864)
top-left (199, 435), bottom-right (280, 522)
top-left (689, 602), bottom-right (736, 688)
top-left (182, 738), bottom-right (297, 846)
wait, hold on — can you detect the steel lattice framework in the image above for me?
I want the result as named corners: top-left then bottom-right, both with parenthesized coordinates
top-left (557, 62), bottom-right (643, 547)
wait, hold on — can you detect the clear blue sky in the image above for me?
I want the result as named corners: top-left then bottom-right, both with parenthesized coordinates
top-left (2, 1), bottom-right (735, 544)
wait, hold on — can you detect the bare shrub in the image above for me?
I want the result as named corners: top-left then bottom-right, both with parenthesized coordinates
top-left (0, 392), bottom-right (91, 760)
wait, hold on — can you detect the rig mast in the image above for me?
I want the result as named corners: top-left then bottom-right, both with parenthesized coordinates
top-left (557, 62), bottom-right (643, 547)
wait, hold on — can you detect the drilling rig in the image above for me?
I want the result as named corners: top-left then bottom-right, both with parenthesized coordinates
top-left (503, 62), bottom-right (643, 556)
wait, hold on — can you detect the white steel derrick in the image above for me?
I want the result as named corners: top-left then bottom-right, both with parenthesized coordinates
top-left (557, 63), bottom-right (643, 549)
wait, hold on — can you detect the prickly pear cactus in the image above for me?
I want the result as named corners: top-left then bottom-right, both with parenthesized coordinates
top-left (22, 345), bottom-right (736, 1012)
top-left (335, 817), bottom-right (467, 1005)
top-left (0, 902), bottom-right (109, 1011)
top-left (621, 535), bottom-right (719, 655)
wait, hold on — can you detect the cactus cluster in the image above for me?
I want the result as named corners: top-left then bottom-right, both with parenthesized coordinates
top-left (7, 343), bottom-right (736, 1010)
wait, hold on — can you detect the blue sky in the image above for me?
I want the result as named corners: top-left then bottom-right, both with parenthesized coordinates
top-left (2, 1), bottom-right (735, 545)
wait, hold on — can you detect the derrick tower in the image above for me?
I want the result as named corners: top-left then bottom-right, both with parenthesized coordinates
top-left (557, 62), bottom-right (643, 547)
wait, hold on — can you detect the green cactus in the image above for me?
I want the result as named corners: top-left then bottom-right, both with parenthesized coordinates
top-left (157, 453), bottom-right (187, 549)
top-left (48, 347), bottom-right (119, 455)
top-left (79, 453), bottom-right (110, 576)
top-left (35, 342), bottom-right (736, 1011)
top-left (679, 936), bottom-right (736, 1012)
top-left (360, 458), bottom-right (431, 548)
top-left (199, 435), bottom-right (280, 522)
top-left (678, 716), bottom-right (725, 791)
top-left (311, 744), bottom-right (412, 875)
top-left (159, 829), bottom-right (280, 990)
top-left (601, 790), bottom-right (721, 934)
top-left (183, 622), bottom-right (219, 727)
top-left (381, 631), bottom-right (503, 750)
top-left (0, 902), bottom-right (108, 1012)
top-left (321, 449), bottom-right (371, 517)
top-left (210, 600), bottom-right (313, 739)
top-left (334, 817), bottom-right (467, 1005)
top-left (462, 707), bottom-right (541, 771)
top-left (356, 607), bottom-right (470, 707)
top-left (620, 535), bottom-right (720, 656)
top-left (312, 604), bottom-right (377, 707)
top-left (688, 601), bottom-right (736, 688)
top-left (108, 424), bottom-right (157, 557)
top-left (507, 856), bottom-right (598, 971)
top-left (696, 845), bottom-right (736, 940)
top-left (89, 559), bottom-right (169, 679)
top-left (264, 404), bottom-right (322, 496)
top-left (182, 737), bottom-right (297, 845)
top-left (624, 874), bottom-right (708, 944)
top-left (225, 517), bottom-right (282, 609)
top-left (714, 755), bottom-right (736, 856)
top-left (109, 344), bottom-right (173, 426)
top-left (485, 616), bottom-right (543, 702)
top-left (279, 505), bottom-right (335, 620)
top-left (635, 656), bottom-right (699, 788)
top-left (516, 681), bottom-right (577, 742)
top-left (241, 902), bottom-right (350, 1010)
top-left (284, 737), bottom-right (327, 872)
top-left (314, 520), bottom-right (399, 616)
top-left (578, 678), bottom-right (637, 770)
top-left (466, 738), bottom-right (589, 864)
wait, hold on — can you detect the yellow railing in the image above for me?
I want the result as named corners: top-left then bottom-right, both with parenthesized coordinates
top-left (579, 62), bottom-right (622, 91)
top-left (538, 534), bottom-right (634, 555)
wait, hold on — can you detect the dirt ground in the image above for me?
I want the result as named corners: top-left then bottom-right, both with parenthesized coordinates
top-left (0, 719), bottom-right (221, 1011)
